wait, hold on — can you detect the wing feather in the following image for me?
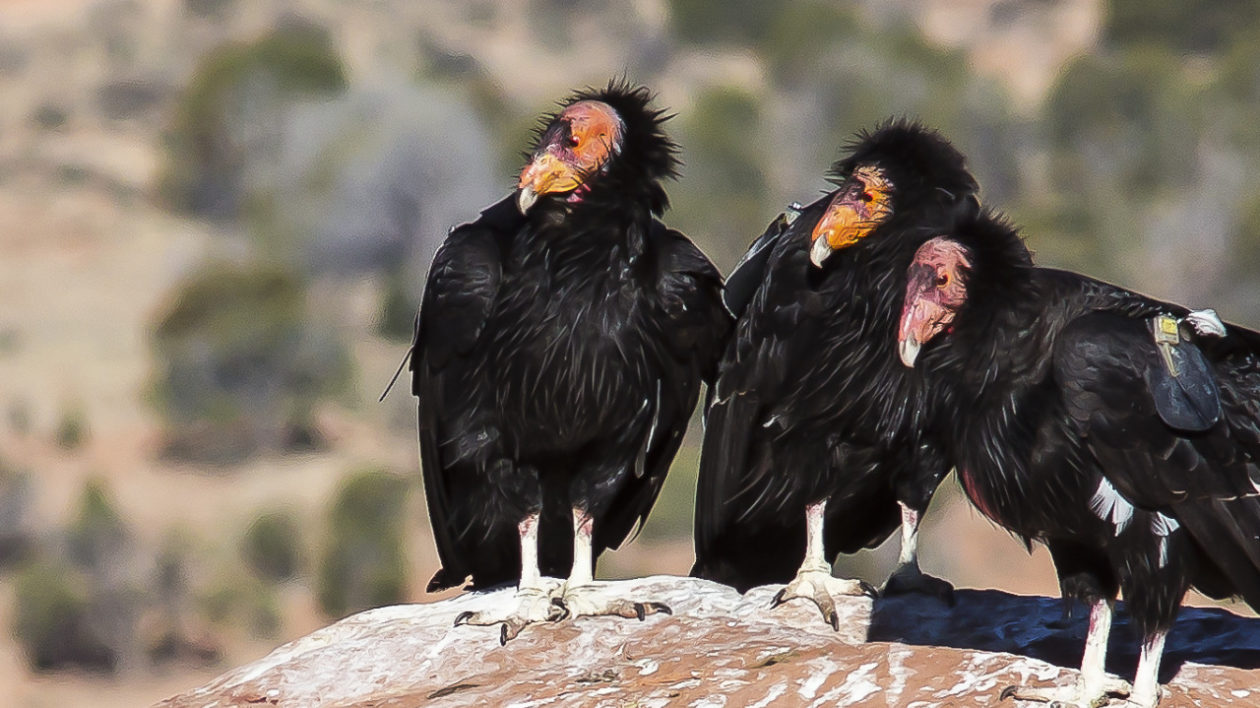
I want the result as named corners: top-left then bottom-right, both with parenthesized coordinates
top-left (411, 201), bottom-right (512, 591)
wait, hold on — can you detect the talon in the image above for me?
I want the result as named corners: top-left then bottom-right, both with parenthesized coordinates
top-left (859, 581), bottom-right (879, 599)
top-left (827, 610), bottom-right (839, 631)
top-left (1000, 686), bottom-right (1018, 701)
top-left (649, 602), bottom-right (672, 615)
top-left (634, 602), bottom-right (646, 621)
top-left (454, 611), bottom-right (474, 627)
top-left (546, 603), bottom-right (567, 622)
top-left (499, 624), bottom-right (510, 645)
top-left (770, 588), bottom-right (786, 608)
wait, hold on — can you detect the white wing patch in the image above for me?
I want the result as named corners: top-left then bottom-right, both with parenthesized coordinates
top-left (1089, 477), bottom-right (1134, 535)
top-left (1151, 512), bottom-right (1181, 569)
top-left (645, 379), bottom-right (662, 453)
top-left (1150, 512), bottom-right (1180, 537)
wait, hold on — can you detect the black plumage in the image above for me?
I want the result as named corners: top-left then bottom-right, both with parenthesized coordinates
top-left (900, 209), bottom-right (1260, 706)
top-left (411, 81), bottom-right (729, 640)
top-left (691, 121), bottom-right (979, 611)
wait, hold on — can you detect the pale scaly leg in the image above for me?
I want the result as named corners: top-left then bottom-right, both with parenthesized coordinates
top-left (1125, 631), bottom-right (1166, 708)
top-left (453, 513), bottom-right (564, 644)
top-left (1000, 599), bottom-right (1131, 707)
top-left (769, 500), bottom-right (877, 630)
top-left (880, 501), bottom-right (956, 604)
top-left (552, 508), bottom-right (671, 621)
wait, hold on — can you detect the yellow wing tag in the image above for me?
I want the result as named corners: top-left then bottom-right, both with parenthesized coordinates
top-left (1151, 314), bottom-right (1181, 376)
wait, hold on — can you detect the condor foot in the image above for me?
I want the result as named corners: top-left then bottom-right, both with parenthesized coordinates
top-left (453, 580), bottom-right (564, 645)
top-left (769, 566), bottom-right (877, 631)
top-left (551, 581), bottom-right (672, 622)
top-left (999, 675), bottom-right (1132, 708)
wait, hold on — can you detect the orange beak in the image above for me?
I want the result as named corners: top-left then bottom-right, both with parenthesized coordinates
top-left (809, 166), bottom-right (894, 267)
top-left (517, 150), bottom-right (583, 213)
top-left (810, 197), bottom-right (870, 267)
top-left (515, 100), bottom-right (624, 213)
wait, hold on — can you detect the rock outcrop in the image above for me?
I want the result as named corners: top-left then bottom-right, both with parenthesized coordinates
top-left (156, 576), bottom-right (1260, 707)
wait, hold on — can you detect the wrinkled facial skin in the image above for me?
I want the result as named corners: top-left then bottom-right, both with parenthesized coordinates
top-left (517, 100), bottom-right (625, 213)
top-left (898, 236), bottom-right (970, 367)
top-left (809, 164), bottom-right (895, 267)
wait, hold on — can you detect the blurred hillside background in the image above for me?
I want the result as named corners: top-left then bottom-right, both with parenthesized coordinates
top-left (1, 0), bottom-right (1259, 705)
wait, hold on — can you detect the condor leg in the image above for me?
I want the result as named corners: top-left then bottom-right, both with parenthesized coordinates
top-left (770, 500), bottom-right (877, 630)
top-left (453, 513), bottom-right (563, 644)
top-left (551, 507), bottom-right (671, 621)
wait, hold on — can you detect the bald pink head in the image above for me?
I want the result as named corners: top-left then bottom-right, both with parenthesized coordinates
top-left (898, 236), bottom-right (971, 367)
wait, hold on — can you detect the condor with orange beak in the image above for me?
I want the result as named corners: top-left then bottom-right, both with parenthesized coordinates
top-left (808, 164), bottom-right (894, 267)
top-left (411, 81), bottom-right (729, 644)
top-left (516, 99), bottom-right (624, 213)
top-left (693, 121), bottom-right (979, 624)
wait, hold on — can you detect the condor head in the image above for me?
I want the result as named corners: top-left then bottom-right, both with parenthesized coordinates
top-left (808, 120), bottom-right (978, 267)
top-left (898, 236), bottom-right (971, 367)
top-left (517, 99), bottom-right (625, 213)
top-left (809, 164), bottom-right (895, 267)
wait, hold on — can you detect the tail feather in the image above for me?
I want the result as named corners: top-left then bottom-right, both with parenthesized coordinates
top-left (1179, 497), bottom-right (1260, 611)
top-left (692, 393), bottom-right (782, 588)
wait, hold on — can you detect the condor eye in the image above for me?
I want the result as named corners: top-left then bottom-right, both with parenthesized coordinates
top-left (936, 272), bottom-right (950, 287)
top-left (860, 191), bottom-right (874, 203)
top-left (569, 134), bottom-right (581, 147)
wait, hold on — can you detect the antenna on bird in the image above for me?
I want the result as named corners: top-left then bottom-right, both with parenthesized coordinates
top-left (378, 349), bottom-right (413, 402)
top-left (379, 321), bottom-right (419, 402)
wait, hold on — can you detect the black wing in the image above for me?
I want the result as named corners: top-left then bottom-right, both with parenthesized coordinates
top-left (593, 222), bottom-right (731, 555)
top-left (723, 211), bottom-right (791, 317)
top-left (1053, 310), bottom-right (1260, 605)
top-left (411, 197), bottom-right (514, 591)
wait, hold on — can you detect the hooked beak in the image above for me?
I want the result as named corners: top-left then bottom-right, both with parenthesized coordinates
top-left (808, 178), bottom-right (890, 267)
top-left (517, 151), bottom-right (581, 213)
top-left (899, 333), bottom-right (922, 368)
top-left (810, 234), bottom-right (834, 268)
top-left (517, 186), bottom-right (539, 213)
top-left (897, 288), bottom-right (948, 368)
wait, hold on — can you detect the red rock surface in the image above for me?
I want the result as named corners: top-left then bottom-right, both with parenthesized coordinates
top-left (155, 576), bottom-right (1260, 707)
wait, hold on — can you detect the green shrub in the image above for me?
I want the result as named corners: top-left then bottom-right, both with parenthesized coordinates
top-left (1104, 0), bottom-right (1260, 55)
top-left (13, 558), bottom-right (115, 673)
top-left (54, 405), bottom-right (89, 450)
top-left (317, 469), bottom-right (411, 618)
top-left (159, 24), bottom-right (347, 217)
top-left (67, 479), bottom-right (129, 572)
top-left (376, 269), bottom-right (418, 342)
top-left (150, 261), bottom-right (352, 463)
top-left (666, 0), bottom-right (780, 46)
top-left (0, 458), bottom-right (32, 567)
top-left (199, 570), bottom-right (283, 640)
top-left (241, 510), bottom-right (303, 582)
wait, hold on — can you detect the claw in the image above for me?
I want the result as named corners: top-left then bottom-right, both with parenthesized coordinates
top-left (826, 610), bottom-right (839, 631)
top-left (550, 596), bottom-right (568, 615)
top-left (999, 686), bottom-right (1018, 701)
top-left (859, 580), bottom-right (879, 599)
top-left (546, 599), bottom-right (568, 622)
top-left (631, 601), bottom-right (672, 621)
top-left (454, 611), bottom-right (474, 627)
top-left (770, 588), bottom-right (786, 608)
top-left (499, 623), bottom-right (511, 646)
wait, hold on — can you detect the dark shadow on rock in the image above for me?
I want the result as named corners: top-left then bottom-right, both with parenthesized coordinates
top-left (868, 588), bottom-right (1260, 683)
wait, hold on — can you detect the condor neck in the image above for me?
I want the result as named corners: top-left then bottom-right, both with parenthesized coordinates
top-left (939, 272), bottom-right (1055, 403)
